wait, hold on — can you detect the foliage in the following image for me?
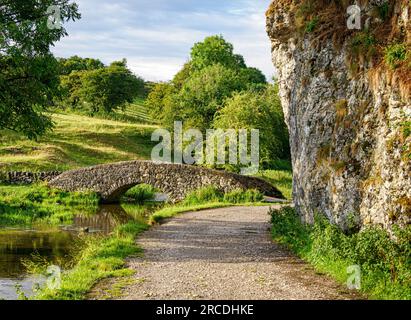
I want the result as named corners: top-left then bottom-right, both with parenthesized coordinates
top-left (190, 35), bottom-right (246, 71)
top-left (123, 184), bottom-right (157, 203)
top-left (164, 64), bottom-right (249, 130)
top-left (214, 84), bottom-right (290, 166)
top-left (384, 43), bottom-right (408, 69)
top-left (183, 186), bottom-right (264, 205)
top-left (58, 56), bottom-right (104, 75)
top-left (0, 0), bottom-right (81, 139)
top-left (145, 82), bottom-right (174, 122)
top-left (0, 184), bottom-right (98, 225)
top-left (183, 186), bottom-right (224, 204)
top-left (61, 59), bottom-right (145, 113)
top-left (223, 189), bottom-right (263, 203)
top-left (149, 35), bottom-right (270, 135)
top-left (305, 16), bottom-right (318, 33)
top-left (270, 207), bottom-right (411, 300)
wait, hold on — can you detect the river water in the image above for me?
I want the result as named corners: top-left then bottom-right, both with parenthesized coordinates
top-left (0, 203), bottom-right (156, 300)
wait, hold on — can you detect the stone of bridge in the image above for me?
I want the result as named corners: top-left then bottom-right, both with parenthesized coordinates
top-left (48, 160), bottom-right (284, 203)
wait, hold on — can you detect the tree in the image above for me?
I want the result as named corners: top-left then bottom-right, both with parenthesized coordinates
top-left (0, 0), bottom-right (81, 139)
top-left (213, 85), bottom-right (290, 166)
top-left (58, 56), bottom-right (104, 75)
top-left (145, 82), bottom-right (174, 122)
top-left (190, 35), bottom-right (246, 71)
top-left (78, 60), bottom-right (144, 113)
top-left (163, 64), bottom-right (248, 131)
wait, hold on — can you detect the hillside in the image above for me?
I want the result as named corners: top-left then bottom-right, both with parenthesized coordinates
top-left (0, 112), bottom-right (158, 172)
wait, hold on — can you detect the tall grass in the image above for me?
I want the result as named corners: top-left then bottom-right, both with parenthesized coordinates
top-left (122, 184), bottom-right (156, 203)
top-left (270, 206), bottom-right (411, 300)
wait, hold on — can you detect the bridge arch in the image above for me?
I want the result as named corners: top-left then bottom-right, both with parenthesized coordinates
top-left (48, 161), bottom-right (283, 203)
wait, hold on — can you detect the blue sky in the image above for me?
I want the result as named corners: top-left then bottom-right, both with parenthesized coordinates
top-left (52, 0), bottom-right (274, 81)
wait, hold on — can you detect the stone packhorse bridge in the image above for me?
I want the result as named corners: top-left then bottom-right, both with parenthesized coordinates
top-left (48, 160), bottom-right (284, 203)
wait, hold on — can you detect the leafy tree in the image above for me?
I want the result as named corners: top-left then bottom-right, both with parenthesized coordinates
top-left (240, 67), bottom-right (267, 85)
top-left (145, 82), bottom-right (174, 122)
top-left (77, 60), bottom-right (144, 113)
top-left (213, 85), bottom-right (290, 166)
top-left (190, 35), bottom-right (246, 71)
top-left (163, 64), bottom-right (248, 130)
top-left (0, 0), bottom-right (81, 139)
top-left (58, 55), bottom-right (104, 75)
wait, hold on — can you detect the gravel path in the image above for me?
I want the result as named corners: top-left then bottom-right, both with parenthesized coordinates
top-left (121, 206), bottom-right (360, 300)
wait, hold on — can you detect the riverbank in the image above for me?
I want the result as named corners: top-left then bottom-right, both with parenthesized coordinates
top-left (0, 184), bottom-right (99, 225)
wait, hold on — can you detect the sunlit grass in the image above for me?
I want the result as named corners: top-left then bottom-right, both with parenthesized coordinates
top-left (258, 169), bottom-right (293, 200)
top-left (0, 184), bottom-right (99, 226)
top-left (0, 113), bottom-right (158, 172)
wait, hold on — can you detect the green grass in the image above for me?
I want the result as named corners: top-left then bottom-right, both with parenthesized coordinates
top-left (0, 184), bottom-right (99, 225)
top-left (149, 186), bottom-right (267, 224)
top-left (33, 220), bottom-right (149, 300)
top-left (270, 207), bottom-right (411, 300)
top-left (0, 112), bottom-right (158, 172)
top-left (122, 184), bottom-right (157, 203)
top-left (116, 97), bottom-right (155, 124)
top-left (257, 169), bottom-right (293, 200)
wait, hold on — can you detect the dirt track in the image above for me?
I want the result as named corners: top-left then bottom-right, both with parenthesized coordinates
top-left (121, 206), bottom-right (359, 300)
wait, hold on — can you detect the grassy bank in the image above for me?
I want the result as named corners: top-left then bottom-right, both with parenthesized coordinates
top-left (34, 220), bottom-right (149, 300)
top-left (270, 207), bottom-right (411, 300)
top-left (0, 184), bottom-right (99, 225)
top-left (0, 112), bottom-right (158, 172)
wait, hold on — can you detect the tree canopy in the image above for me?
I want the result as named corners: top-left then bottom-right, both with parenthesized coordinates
top-left (0, 0), bottom-right (81, 139)
top-left (60, 59), bottom-right (145, 114)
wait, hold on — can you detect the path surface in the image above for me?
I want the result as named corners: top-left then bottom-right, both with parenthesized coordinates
top-left (121, 206), bottom-right (359, 300)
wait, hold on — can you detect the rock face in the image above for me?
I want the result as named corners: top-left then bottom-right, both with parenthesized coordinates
top-left (266, 1), bottom-right (410, 230)
top-left (48, 160), bottom-right (283, 203)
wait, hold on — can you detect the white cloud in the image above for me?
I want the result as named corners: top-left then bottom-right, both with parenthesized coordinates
top-left (52, 0), bottom-right (275, 81)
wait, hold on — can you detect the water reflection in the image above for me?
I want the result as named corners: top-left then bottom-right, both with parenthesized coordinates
top-left (63, 205), bottom-right (131, 234)
top-left (0, 203), bottom-right (158, 300)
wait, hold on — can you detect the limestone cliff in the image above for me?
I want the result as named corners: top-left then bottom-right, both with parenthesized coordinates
top-left (266, 0), bottom-right (410, 230)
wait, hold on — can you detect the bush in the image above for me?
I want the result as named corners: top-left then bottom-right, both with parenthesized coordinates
top-left (269, 206), bottom-right (411, 300)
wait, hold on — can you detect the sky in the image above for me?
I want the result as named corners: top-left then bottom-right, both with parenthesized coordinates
top-left (52, 0), bottom-right (274, 82)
